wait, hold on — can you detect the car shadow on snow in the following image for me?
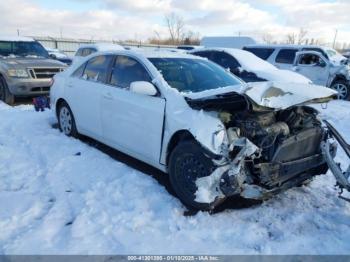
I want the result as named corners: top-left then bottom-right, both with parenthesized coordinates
top-left (52, 123), bottom-right (261, 215)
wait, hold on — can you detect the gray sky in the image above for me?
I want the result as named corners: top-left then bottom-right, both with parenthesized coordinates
top-left (2, 0), bottom-right (349, 45)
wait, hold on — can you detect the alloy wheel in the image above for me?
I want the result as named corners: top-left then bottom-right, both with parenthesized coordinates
top-left (59, 106), bottom-right (73, 135)
top-left (332, 83), bottom-right (348, 100)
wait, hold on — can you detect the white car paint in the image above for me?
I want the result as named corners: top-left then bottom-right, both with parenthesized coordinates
top-left (50, 50), bottom-right (336, 174)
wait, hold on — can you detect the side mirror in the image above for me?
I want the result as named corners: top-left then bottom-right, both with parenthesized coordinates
top-left (315, 60), bottom-right (326, 68)
top-left (130, 81), bottom-right (157, 96)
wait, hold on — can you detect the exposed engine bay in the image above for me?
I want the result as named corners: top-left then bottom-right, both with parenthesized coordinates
top-left (186, 92), bottom-right (348, 205)
top-left (219, 106), bottom-right (332, 190)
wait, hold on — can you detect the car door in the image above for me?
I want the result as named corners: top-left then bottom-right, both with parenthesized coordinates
top-left (293, 51), bottom-right (330, 86)
top-left (274, 48), bottom-right (298, 69)
top-left (66, 55), bottom-right (113, 139)
top-left (101, 55), bottom-right (166, 165)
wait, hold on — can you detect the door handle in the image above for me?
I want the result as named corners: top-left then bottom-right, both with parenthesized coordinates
top-left (103, 92), bottom-right (113, 100)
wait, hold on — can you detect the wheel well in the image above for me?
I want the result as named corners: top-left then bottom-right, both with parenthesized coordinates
top-left (331, 75), bottom-right (348, 86)
top-left (55, 98), bottom-right (66, 117)
top-left (166, 130), bottom-right (195, 165)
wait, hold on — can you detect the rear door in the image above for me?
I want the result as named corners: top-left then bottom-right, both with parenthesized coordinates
top-left (274, 48), bottom-right (298, 69)
top-left (65, 55), bottom-right (113, 139)
top-left (100, 55), bottom-right (166, 165)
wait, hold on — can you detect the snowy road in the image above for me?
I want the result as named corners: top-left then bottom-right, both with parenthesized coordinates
top-left (0, 101), bottom-right (350, 254)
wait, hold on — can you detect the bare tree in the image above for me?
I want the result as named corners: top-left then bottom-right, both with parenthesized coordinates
top-left (164, 12), bottom-right (185, 45)
top-left (262, 33), bottom-right (274, 44)
top-left (286, 33), bottom-right (296, 44)
top-left (297, 28), bottom-right (308, 44)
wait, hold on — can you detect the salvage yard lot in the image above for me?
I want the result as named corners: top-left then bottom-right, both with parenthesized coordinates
top-left (0, 100), bottom-right (350, 254)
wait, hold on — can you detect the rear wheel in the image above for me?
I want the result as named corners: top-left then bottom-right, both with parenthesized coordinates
top-left (0, 76), bottom-right (15, 105)
top-left (330, 79), bottom-right (350, 100)
top-left (168, 140), bottom-right (223, 211)
top-left (58, 101), bottom-right (78, 137)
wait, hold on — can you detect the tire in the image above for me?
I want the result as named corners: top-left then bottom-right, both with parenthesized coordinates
top-left (0, 76), bottom-right (15, 105)
top-left (330, 79), bottom-right (350, 100)
top-left (168, 140), bottom-right (221, 211)
top-left (57, 101), bottom-right (78, 137)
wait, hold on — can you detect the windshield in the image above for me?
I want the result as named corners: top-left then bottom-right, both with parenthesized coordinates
top-left (326, 48), bottom-right (341, 58)
top-left (149, 58), bottom-right (242, 93)
top-left (0, 41), bottom-right (49, 58)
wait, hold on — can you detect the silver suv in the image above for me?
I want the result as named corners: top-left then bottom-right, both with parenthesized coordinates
top-left (244, 44), bottom-right (350, 100)
top-left (0, 37), bottom-right (66, 105)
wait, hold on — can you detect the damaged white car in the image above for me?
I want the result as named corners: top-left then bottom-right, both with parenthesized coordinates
top-left (50, 50), bottom-right (350, 211)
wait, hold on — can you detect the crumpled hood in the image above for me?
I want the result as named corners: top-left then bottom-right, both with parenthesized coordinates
top-left (184, 81), bottom-right (337, 110)
top-left (253, 68), bottom-right (311, 84)
top-left (244, 81), bottom-right (337, 109)
top-left (0, 57), bottom-right (66, 68)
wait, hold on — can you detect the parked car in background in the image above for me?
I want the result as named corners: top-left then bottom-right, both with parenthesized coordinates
top-left (343, 50), bottom-right (350, 59)
top-left (74, 43), bottom-right (124, 58)
top-left (46, 48), bottom-right (72, 65)
top-left (0, 36), bottom-right (66, 105)
top-left (177, 45), bottom-right (203, 51)
top-left (243, 44), bottom-right (350, 100)
top-left (190, 48), bottom-right (311, 84)
top-left (50, 49), bottom-right (348, 211)
top-left (201, 36), bottom-right (256, 49)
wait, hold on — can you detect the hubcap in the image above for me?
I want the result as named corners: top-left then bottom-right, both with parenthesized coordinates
top-left (59, 106), bottom-right (72, 135)
top-left (332, 83), bottom-right (348, 100)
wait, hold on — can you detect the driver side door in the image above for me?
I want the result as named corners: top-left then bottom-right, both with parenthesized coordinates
top-left (293, 51), bottom-right (330, 86)
top-left (101, 55), bottom-right (166, 166)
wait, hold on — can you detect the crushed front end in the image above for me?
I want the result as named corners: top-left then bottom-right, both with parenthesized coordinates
top-left (188, 93), bottom-right (346, 206)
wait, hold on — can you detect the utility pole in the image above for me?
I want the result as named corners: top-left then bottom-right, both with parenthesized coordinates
top-left (333, 29), bottom-right (338, 49)
top-left (17, 29), bottom-right (20, 36)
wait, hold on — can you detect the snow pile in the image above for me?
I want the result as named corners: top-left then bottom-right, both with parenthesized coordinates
top-left (0, 101), bottom-right (350, 254)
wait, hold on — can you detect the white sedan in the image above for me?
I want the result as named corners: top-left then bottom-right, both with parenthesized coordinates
top-left (50, 50), bottom-right (342, 211)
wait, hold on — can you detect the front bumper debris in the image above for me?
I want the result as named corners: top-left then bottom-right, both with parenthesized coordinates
top-left (322, 120), bottom-right (350, 194)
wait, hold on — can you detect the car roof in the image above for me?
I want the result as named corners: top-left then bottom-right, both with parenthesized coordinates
top-left (0, 36), bottom-right (35, 42)
top-left (244, 44), bottom-right (330, 50)
top-left (88, 49), bottom-right (205, 60)
top-left (77, 43), bottom-right (124, 51)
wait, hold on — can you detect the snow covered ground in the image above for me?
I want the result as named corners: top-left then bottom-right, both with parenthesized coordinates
top-left (0, 100), bottom-right (350, 255)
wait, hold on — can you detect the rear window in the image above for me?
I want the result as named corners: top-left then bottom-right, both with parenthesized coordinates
top-left (243, 47), bottom-right (274, 60)
top-left (275, 49), bottom-right (298, 64)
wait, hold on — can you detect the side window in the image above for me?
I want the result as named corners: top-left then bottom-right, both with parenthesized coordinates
top-left (243, 47), bottom-right (275, 60)
top-left (72, 63), bottom-right (86, 77)
top-left (75, 48), bottom-right (83, 57)
top-left (109, 56), bottom-right (151, 89)
top-left (302, 48), bottom-right (328, 59)
top-left (192, 51), bottom-right (213, 60)
top-left (82, 55), bottom-right (112, 83)
top-left (275, 49), bottom-right (298, 64)
top-left (212, 52), bottom-right (240, 70)
top-left (298, 54), bottom-right (326, 67)
top-left (82, 48), bottom-right (96, 57)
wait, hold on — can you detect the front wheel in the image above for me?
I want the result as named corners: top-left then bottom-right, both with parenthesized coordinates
top-left (168, 140), bottom-right (223, 211)
top-left (58, 101), bottom-right (78, 137)
top-left (330, 80), bottom-right (350, 100)
top-left (0, 76), bottom-right (15, 105)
